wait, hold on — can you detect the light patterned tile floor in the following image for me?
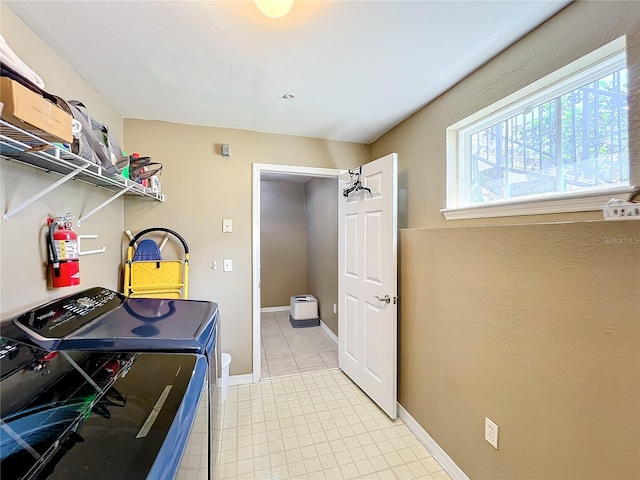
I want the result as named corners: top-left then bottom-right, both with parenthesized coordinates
top-left (261, 312), bottom-right (338, 378)
top-left (218, 369), bottom-right (452, 480)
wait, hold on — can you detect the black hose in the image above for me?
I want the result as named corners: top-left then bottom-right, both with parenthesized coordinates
top-left (128, 227), bottom-right (189, 254)
top-left (48, 221), bottom-right (60, 276)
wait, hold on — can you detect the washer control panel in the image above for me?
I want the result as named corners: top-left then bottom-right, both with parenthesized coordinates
top-left (14, 287), bottom-right (125, 340)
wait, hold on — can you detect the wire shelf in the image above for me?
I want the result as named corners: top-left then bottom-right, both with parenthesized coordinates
top-left (0, 119), bottom-right (164, 223)
top-left (0, 120), bottom-right (164, 201)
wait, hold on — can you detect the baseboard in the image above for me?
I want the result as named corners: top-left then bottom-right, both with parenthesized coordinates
top-left (320, 320), bottom-right (339, 344)
top-left (225, 374), bottom-right (253, 387)
top-left (260, 306), bottom-right (289, 313)
top-left (397, 403), bottom-right (470, 480)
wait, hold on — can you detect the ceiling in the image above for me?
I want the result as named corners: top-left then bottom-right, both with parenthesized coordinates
top-left (8, 0), bottom-right (570, 144)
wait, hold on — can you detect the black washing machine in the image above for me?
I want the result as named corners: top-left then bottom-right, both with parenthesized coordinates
top-left (0, 287), bottom-right (220, 480)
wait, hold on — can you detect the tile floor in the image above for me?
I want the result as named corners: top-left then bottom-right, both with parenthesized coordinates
top-left (261, 311), bottom-right (338, 378)
top-left (218, 369), bottom-right (453, 480)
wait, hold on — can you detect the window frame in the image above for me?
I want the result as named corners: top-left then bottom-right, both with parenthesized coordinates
top-left (443, 36), bottom-right (634, 220)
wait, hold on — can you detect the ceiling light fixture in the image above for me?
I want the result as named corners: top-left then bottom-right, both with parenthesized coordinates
top-left (255, 0), bottom-right (293, 19)
top-left (283, 93), bottom-right (295, 100)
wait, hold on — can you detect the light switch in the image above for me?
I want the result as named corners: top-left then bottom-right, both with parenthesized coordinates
top-left (223, 259), bottom-right (232, 272)
top-left (223, 219), bottom-right (232, 233)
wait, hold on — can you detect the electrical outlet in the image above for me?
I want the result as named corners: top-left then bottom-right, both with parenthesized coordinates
top-left (485, 417), bottom-right (499, 449)
top-left (222, 219), bottom-right (233, 232)
top-left (603, 201), bottom-right (640, 220)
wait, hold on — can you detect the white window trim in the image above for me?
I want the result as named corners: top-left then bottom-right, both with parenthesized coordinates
top-left (443, 36), bottom-right (630, 220)
top-left (441, 185), bottom-right (636, 220)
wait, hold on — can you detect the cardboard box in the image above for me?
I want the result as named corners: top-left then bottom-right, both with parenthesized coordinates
top-left (0, 77), bottom-right (72, 143)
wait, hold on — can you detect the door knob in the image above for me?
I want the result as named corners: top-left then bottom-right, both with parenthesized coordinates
top-left (374, 295), bottom-right (391, 304)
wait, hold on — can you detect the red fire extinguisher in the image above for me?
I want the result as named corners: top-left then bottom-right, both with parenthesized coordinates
top-left (47, 213), bottom-right (80, 288)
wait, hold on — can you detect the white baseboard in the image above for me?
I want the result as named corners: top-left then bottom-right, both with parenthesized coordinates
top-left (260, 306), bottom-right (289, 313)
top-left (320, 320), bottom-right (338, 344)
top-left (397, 403), bottom-right (470, 480)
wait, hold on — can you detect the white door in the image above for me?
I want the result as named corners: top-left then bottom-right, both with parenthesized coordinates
top-left (338, 153), bottom-right (398, 419)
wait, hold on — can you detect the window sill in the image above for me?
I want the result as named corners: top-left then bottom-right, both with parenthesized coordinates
top-left (441, 185), bottom-right (637, 220)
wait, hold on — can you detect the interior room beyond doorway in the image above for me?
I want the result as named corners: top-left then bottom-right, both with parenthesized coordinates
top-left (254, 164), bottom-right (341, 381)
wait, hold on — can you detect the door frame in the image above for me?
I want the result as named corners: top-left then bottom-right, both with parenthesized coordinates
top-left (252, 163), bottom-right (343, 383)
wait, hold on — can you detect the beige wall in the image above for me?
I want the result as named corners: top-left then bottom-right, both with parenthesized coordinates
top-left (371, 1), bottom-right (640, 479)
top-left (0, 2), bottom-right (125, 318)
top-left (260, 180), bottom-right (307, 308)
top-left (400, 222), bottom-right (639, 480)
top-left (123, 119), bottom-right (368, 375)
top-left (305, 177), bottom-right (338, 335)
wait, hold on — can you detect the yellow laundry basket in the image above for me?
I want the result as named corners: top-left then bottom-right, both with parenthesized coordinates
top-left (124, 228), bottom-right (190, 299)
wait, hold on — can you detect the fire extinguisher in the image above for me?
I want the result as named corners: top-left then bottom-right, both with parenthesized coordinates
top-left (47, 213), bottom-right (80, 288)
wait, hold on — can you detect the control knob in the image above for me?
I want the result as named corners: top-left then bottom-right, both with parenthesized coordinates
top-left (77, 297), bottom-right (96, 309)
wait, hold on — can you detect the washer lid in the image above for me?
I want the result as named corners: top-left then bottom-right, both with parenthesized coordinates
top-left (12, 287), bottom-right (218, 354)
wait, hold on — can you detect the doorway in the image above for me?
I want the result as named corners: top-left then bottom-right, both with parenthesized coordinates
top-left (252, 164), bottom-right (343, 382)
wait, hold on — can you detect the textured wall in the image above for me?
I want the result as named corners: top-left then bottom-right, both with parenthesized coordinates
top-left (260, 181), bottom-right (308, 308)
top-left (370, 1), bottom-right (640, 479)
top-left (305, 177), bottom-right (338, 335)
top-left (0, 2), bottom-right (125, 318)
top-left (400, 222), bottom-right (639, 479)
top-left (123, 119), bottom-right (368, 375)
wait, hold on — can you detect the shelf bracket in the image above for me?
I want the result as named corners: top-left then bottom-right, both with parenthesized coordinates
top-left (3, 164), bottom-right (91, 222)
top-left (77, 184), bottom-right (136, 226)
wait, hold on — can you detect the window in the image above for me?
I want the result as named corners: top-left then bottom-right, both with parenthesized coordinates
top-left (444, 37), bottom-right (633, 220)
